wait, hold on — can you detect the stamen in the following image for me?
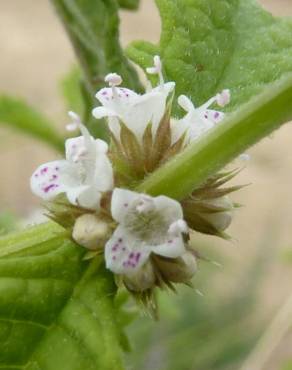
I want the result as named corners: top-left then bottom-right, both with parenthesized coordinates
top-left (105, 73), bottom-right (123, 100)
top-left (200, 96), bottom-right (218, 110)
top-left (105, 73), bottom-right (123, 87)
top-left (146, 55), bottom-right (165, 86)
top-left (216, 89), bottom-right (230, 107)
top-left (67, 111), bottom-right (82, 131)
top-left (67, 111), bottom-right (93, 150)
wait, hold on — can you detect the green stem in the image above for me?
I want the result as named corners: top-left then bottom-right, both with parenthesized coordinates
top-left (138, 74), bottom-right (292, 199)
top-left (50, 0), bottom-right (142, 139)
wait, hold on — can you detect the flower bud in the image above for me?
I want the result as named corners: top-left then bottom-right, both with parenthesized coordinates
top-left (155, 251), bottom-right (197, 283)
top-left (203, 196), bottom-right (233, 232)
top-left (72, 214), bottom-right (111, 250)
top-left (123, 262), bottom-right (156, 292)
top-left (183, 195), bottom-right (234, 237)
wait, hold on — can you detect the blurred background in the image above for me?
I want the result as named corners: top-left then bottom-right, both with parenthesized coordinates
top-left (1, 1), bottom-right (292, 369)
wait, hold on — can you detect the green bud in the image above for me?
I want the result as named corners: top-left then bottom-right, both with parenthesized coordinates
top-left (123, 262), bottom-right (156, 292)
top-left (202, 196), bottom-right (233, 232)
top-left (155, 251), bottom-right (197, 283)
top-left (72, 214), bottom-right (111, 250)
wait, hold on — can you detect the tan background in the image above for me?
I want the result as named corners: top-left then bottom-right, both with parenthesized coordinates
top-left (1, 1), bottom-right (292, 368)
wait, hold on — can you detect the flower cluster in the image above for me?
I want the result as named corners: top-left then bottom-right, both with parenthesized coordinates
top-left (31, 56), bottom-right (238, 306)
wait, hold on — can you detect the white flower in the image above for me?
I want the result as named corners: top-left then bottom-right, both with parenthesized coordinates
top-left (30, 112), bottom-right (113, 210)
top-left (105, 188), bottom-right (188, 275)
top-left (92, 56), bottom-right (175, 142)
top-left (171, 90), bottom-right (230, 144)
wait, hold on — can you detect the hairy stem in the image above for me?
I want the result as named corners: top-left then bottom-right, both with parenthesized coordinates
top-left (50, 0), bottom-right (142, 139)
top-left (138, 74), bottom-right (292, 199)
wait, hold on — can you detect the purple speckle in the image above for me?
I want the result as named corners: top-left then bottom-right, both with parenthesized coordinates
top-left (40, 167), bottom-right (48, 175)
top-left (55, 166), bottom-right (59, 171)
top-left (122, 247), bottom-right (126, 251)
top-left (167, 240), bottom-right (173, 244)
top-left (214, 112), bottom-right (220, 119)
top-left (135, 253), bottom-right (141, 262)
top-left (124, 203), bottom-right (128, 207)
top-left (118, 238), bottom-right (123, 243)
top-left (43, 184), bottom-right (58, 193)
top-left (129, 252), bottom-right (134, 259)
top-left (102, 91), bottom-right (107, 96)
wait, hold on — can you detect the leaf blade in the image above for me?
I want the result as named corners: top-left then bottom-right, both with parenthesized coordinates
top-left (0, 223), bottom-right (124, 370)
top-left (0, 96), bottom-right (64, 152)
top-left (127, 0), bottom-right (292, 114)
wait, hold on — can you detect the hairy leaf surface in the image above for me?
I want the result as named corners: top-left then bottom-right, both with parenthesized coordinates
top-left (0, 223), bottom-right (124, 370)
top-left (127, 0), bottom-right (292, 114)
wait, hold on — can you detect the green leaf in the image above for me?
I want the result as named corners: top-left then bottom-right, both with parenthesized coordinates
top-left (118, 0), bottom-right (140, 10)
top-left (127, 0), bottom-right (292, 114)
top-left (137, 73), bottom-right (292, 199)
top-left (0, 223), bottom-right (124, 370)
top-left (51, 0), bottom-right (143, 139)
top-left (0, 96), bottom-right (64, 152)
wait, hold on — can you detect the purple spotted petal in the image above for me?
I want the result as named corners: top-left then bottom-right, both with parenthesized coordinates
top-left (96, 87), bottom-right (137, 107)
top-left (105, 226), bottom-right (150, 274)
top-left (30, 160), bottom-right (66, 200)
top-left (151, 235), bottom-right (185, 258)
top-left (206, 109), bottom-right (225, 124)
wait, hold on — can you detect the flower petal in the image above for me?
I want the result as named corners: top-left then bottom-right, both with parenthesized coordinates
top-left (204, 109), bottom-right (225, 124)
top-left (95, 139), bottom-right (109, 154)
top-left (30, 160), bottom-right (67, 200)
top-left (105, 226), bottom-right (150, 274)
top-left (154, 195), bottom-right (184, 224)
top-left (151, 235), bottom-right (185, 258)
top-left (111, 188), bottom-right (139, 223)
top-left (66, 185), bottom-right (101, 210)
top-left (95, 87), bottom-right (138, 109)
top-left (92, 106), bottom-right (117, 120)
top-left (128, 82), bottom-right (175, 139)
top-left (170, 118), bottom-right (188, 144)
top-left (152, 82), bottom-right (175, 96)
top-left (94, 154), bottom-right (114, 192)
